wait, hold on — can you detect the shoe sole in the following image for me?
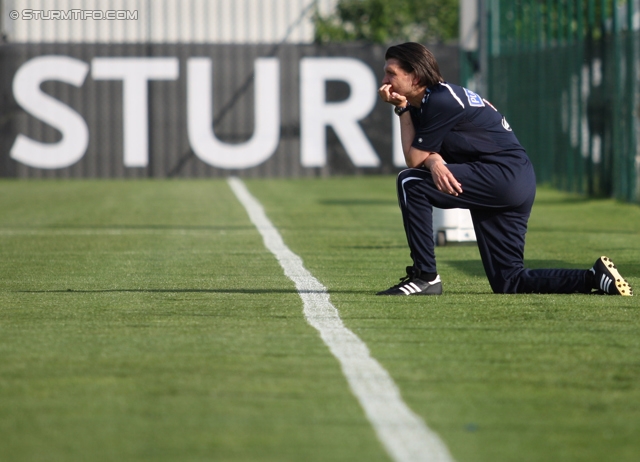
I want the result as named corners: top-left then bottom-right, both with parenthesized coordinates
top-left (600, 256), bottom-right (633, 296)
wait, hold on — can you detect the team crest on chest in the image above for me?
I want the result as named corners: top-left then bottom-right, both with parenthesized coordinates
top-left (464, 88), bottom-right (485, 107)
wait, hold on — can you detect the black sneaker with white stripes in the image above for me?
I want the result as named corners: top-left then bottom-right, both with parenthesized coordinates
top-left (590, 256), bottom-right (633, 296)
top-left (377, 266), bottom-right (443, 296)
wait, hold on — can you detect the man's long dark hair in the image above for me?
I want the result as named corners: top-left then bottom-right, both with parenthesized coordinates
top-left (385, 42), bottom-right (444, 88)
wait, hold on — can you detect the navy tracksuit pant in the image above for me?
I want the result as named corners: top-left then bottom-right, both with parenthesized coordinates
top-left (396, 153), bottom-right (591, 294)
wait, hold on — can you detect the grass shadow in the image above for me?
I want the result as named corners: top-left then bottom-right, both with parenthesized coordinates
top-left (37, 224), bottom-right (254, 231)
top-left (17, 288), bottom-right (376, 295)
top-left (319, 199), bottom-right (397, 206)
top-left (340, 245), bottom-right (407, 250)
top-left (533, 196), bottom-right (593, 205)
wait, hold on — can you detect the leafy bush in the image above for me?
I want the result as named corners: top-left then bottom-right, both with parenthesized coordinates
top-left (313, 0), bottom-right (459, 44)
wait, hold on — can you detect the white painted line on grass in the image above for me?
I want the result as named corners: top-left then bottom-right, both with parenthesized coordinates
top-left (228, 177), bottom-right (455, 462)
top-left (0, 229), bottom-right (225, 236)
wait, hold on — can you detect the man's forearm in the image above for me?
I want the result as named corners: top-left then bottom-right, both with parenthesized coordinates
top-left (423, 153), bottom-right (444, 170)
top-left (399, 112), bottom-right (415, 162)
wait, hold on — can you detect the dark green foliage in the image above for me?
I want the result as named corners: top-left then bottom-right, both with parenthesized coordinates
top-left (313, 0), bottom-right (459, 44)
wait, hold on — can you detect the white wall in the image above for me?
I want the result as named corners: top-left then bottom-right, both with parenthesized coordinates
top-left (2, 0), bottom-right (337, 43)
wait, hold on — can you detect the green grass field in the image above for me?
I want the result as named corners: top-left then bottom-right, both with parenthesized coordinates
top-left (0, 177), bottom-right (638, 462)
